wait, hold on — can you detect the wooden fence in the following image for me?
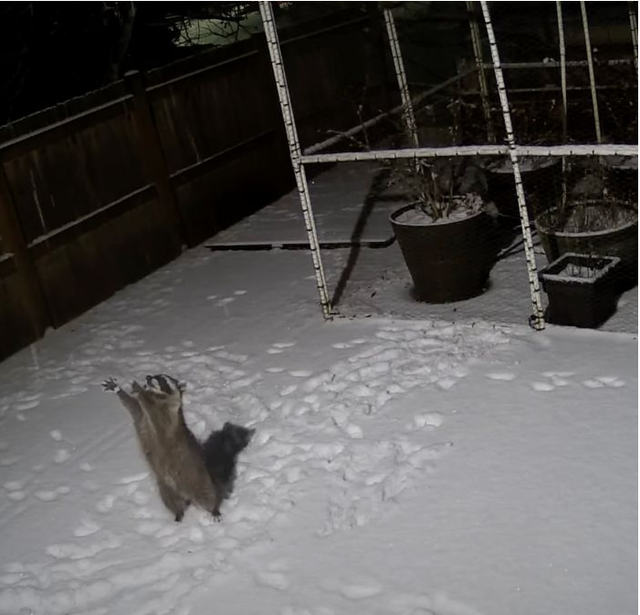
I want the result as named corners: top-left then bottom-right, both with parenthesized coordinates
top-left (0, 9), bottom-right (392, 361)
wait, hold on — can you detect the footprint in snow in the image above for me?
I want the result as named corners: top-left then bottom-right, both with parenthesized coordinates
top-left (412, 412), bottom-right (443, 428)
top-left (531, 381), bottom-right (555, 392)
top-left (289, 370), bottom-right (313, 378)
top-left (73, 518), bottom-right (102, 537)
top-left (34, 486), bottom-right (70, 502)
top-left (267, 342), bottom-right (296, 355)
top-left (54, 449), bottom-right (71, 464)
top-left (436, 377), bottom-right (458, 391)
top-left (542, 371), bottom-right (575, 387)
top-left (339, 583), bottom-right (383, 600)
top-left (486, 372), bottom-right (517, 382)
top-left (14, 399), bottom-right (40, 411)
top-left (3, 481), bottom-right (25, 501)
top-left (254, 570), bottom-right (290, 591)
top-left (583, 376), bottom-right (625, 388)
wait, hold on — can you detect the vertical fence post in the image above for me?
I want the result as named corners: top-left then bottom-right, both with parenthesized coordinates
top-left (0, 164), bottom-right (50, 339)
top-left (125, 70), bottom-right (188, 248)
top-left (479, 1), bottom-right (545, 331)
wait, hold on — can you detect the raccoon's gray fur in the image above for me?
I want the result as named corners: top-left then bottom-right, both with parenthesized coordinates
top-left (203, 422), bottom-right (255, 501)
top-left (102, 374), bottom-right (224, 522)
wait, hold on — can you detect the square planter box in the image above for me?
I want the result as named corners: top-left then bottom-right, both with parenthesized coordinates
top-left (538, 253), bottom-right (621, 328)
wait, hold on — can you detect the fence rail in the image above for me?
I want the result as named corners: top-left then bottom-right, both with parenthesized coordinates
top-left (0, 10), bottom-right (390, 361)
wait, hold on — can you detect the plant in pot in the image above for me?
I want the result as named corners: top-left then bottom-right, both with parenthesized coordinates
top-left (387, 156), bottom-right (501, 303)
top-left (534, 157), bottom-right (638, 293)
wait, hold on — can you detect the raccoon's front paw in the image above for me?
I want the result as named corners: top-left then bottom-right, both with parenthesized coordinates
top-left (102, 377), bottom-right (119, 392)
top-left (211, 510), bottom-right (222, 522)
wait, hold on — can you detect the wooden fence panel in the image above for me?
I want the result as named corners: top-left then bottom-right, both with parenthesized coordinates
top-left (4, 105), bottom-right (146, 245)
top-left (0, 11), bottom-right (391, 361)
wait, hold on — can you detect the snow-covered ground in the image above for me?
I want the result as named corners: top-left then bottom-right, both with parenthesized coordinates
top-left (0, 237), bottom-right (636, 615)
top-left (207, 162), bottom-right (638, 332)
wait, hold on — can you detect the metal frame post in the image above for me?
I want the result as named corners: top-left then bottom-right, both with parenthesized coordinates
top-left (580, 1), bottom-right (603, 143)
top-left (467, 1), bottom-right (496, 143)
top-left (629, 2), bottom-right (638, 69)
top-left (383, 8), bottom-right (420, 147)
top-left (258, 1), bottom-right (332, 319)
top-left (555, 1), bottom-right (568, 142)
top-left (480, 1), bottom-right (546, 330)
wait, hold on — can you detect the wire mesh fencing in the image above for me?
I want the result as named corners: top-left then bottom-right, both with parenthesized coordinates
top-left (260, 1), bottom-right (637, 332)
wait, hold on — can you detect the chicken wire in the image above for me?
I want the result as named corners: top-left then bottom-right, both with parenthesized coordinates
top-left (259, 1), bottom-right (637, 332)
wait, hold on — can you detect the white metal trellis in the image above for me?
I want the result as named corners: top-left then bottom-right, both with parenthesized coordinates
top-left (258, 1), bottom-right (332, 319)
top-left (580, 1), bottom-right (603, 143)
top-left (479, 1), bottom-right (545, 330)
top-left (383, 8), bottom-right (420, 148)
top-left (556, 1), bottom-right (568, 141)
top-left (258, 1), bottom-right (636, 327)
top-left (629, 2), bottom-right (638, 69)
top-left (467, 0), bottom-right (495, 143)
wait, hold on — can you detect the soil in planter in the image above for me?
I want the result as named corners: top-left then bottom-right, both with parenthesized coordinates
top-left (535, 200), bottom-right (638, 292)
top-left (390, 205), bottom-right (499, 303)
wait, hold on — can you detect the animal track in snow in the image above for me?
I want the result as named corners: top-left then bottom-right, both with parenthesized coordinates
top-left (486, 372), bottom-right (517, 382)
top-left (583, 376), bottom-right (625, 388)
top-left (267, 341), bottom-right (297, 355)
top-left (531, 381), bottom-right (555, 392)
top-left (73, 518), bottom-right (102, 537)
top-left (339, 583), bottom-right (383, 600)
top-left (54, 449), bottom-right (72, 463)
top-left (254, 570), bottom-right (290, 591)
top-left (216, 297), bottom-right (236, 307)
top-left (289, 370), bottom-right (313, 378)
top-left (412, 412), bottom-right (443, 428)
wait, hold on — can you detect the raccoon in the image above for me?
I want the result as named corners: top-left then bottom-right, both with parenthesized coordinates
top-left (102, 374), bottom-right (224, 522)
top-left (203, 422), bottom-right (255, 501)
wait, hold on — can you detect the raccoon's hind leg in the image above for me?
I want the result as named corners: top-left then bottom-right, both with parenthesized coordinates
top-left (157, 480), bottom-right (190, 522)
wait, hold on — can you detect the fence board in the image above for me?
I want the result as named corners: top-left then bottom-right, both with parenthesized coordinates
top-left (0, 10), bottom-right (389, 361)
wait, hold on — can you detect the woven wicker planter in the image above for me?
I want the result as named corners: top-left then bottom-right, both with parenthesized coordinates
top-left (539, 253), bottom-right (621, 328)
top-left (390, 204), bottom-right (498, 303)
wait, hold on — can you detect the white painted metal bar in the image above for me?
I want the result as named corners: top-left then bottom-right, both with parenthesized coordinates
top-left (383, 8), bottom-right (420, 147)
top-left (580, 1), bottom-right (602, 143)
top-left (300, 144), bottom-right (637, 165)
top-left (258, 1), bottom-right (332, 318)
top-left (555, 1), bottom-right (568, 141)
top-left (467, 1), bottom-right (495, 143)
top-left (480, 1), bottom-right (545, 331)
top-left (481, 59), bottom-right (633, 69)
top-left (629, 2), bottom-right (638, 69)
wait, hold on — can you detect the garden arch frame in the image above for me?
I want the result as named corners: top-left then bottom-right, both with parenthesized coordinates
top-left (258, 1), bottom-right (638, 330)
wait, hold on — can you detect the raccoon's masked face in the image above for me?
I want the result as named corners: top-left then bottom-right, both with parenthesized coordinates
top-left (144, 374), bottom-right (186, 402)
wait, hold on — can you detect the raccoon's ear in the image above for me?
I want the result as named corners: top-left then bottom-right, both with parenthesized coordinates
top-left (247, 427), bottom-right (256, 438)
